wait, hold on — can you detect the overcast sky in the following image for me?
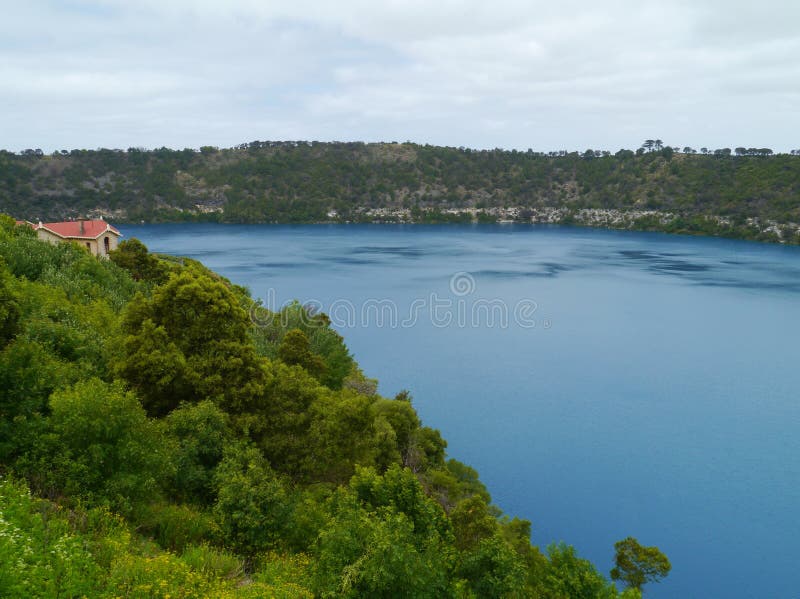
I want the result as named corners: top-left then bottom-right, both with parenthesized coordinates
top-left (3, 0), bottom-right (799, 152)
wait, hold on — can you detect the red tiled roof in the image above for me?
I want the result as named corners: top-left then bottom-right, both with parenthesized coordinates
top-left (38, 220), bottom-right (121, 239)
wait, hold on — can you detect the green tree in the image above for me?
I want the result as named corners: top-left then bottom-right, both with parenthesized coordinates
top-left (456, 535), bottom-right (527, 598)
top-left (116, 267), bottom-right (268, 415)
top-left (116, 318), bottom-right (191, 415)
top-left (45, 378), bottom-right (174, 513)
top-left (235, 360), bottom-right (321, 478)
top-left (252, 301), bottom-right (354, 390)
top-left (407, 425), bottom-right (447, 473)
top-left (212, 443), bottom-right (291, 554)
top-left (498, 517), bottom-right (551, 596)
top-left (109, 237), bottom-right (168, 284)
top-left (610, 536), bottom-right (671, 591)
top-left (164, 400), bottom-right (232, 504)
top-left (0, 259), bottom-right (20, 346)
top-left (305, 389), bottom-right (375, 482)
top-left (543, 542), bottom-right (618, 599)
top-left (122, 267), bottom-right (249, 354)
top-left (372, 396), bottom-right (420, 468)
top-left (349, 465), bottom-right (452, 543)
top-left (314, 504), bottom-right (452, 599)
top-left (313, 469), bottom-right (454, 598)
top-left (278, 328), bottom-right (327, 380)
top-left (0, 339), bottom-right (76, 461)
top-left (450, 494), bottom-right (498, 551)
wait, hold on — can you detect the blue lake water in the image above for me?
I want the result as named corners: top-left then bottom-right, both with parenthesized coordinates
top-left (121, 223), bottom-right (800, 598)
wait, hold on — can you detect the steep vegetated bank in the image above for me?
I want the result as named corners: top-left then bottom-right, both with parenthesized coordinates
top-left (0, 217), bottom-right (669, 597)
top-left (2, 141), bottom-right (799, 243)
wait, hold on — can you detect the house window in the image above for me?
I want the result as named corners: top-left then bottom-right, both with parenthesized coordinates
top-left (86, 242), bottom-right (91, 251)
top-left (104, 237), bottom-right (110, 254)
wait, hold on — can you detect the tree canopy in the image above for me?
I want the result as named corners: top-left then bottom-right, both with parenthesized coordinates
top-left (611, 536), bottom-right (672, 591)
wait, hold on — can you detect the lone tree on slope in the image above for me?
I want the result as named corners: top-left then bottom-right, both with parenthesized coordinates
top-left (610, 536), bottom-right (671, 592)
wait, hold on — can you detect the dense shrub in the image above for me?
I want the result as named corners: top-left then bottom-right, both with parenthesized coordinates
top-left (44, 379), bottom-right (174, 513)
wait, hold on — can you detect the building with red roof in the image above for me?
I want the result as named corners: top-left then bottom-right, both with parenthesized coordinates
top-left (21, 219), bottom-right (122, 258)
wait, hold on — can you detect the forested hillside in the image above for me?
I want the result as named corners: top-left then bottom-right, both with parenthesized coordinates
top-left (2, 141), bottom-right (799, 242)
top-left (0, 217), bottom-right (670, 597)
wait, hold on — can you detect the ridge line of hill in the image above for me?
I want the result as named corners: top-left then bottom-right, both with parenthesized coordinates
top-left (3, 141), bottom-right (799, 243)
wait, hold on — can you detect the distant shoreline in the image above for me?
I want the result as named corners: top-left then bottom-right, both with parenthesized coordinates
top-left (6, 142), bottom-right (800, 246)
top-left (116, 210), bottom-right (800, 246)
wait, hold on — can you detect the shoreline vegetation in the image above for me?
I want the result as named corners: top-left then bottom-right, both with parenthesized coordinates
top-left (2, 140), bottom-right (799, 244)
top-left (0, 215), bottom-right (670, 597)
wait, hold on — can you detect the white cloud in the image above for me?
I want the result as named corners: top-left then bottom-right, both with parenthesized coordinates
top-left (2, 0), bottom-right (799, 151)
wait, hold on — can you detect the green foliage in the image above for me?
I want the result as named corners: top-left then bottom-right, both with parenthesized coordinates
top-left (280, 486), bottom-right (332, 552)
top-left (117, 267), bottom-right (268, 415)
top-left (0, 231), bottom-right (140, 461)
top-left (610, 536), bottom-right (671, 591)
top-left (180, 543), bottom-right (243, 579)
top-left (0, 476), bottom-right (316, 598)
top-left (543, 542), bottom-right (619, 599)
top-left (349, 465), bottom-right (453, 543)
top-left (16, 279), bottom-right (119, 379)
top-left (44, 379), bottom-right (174, 513)
top-left (373, 395), bottom-right (421, 468)
top-left (423, 458), bottom-right (492, 512)
top-left (137, 502), bottom-right (221, 552)
top-left (410, 425), bottom-right (448, 472)
top-left (451, 494), bottom-right (499, 551)
top-left (0, 479), bottom-right (103, 598)
top-left (252, 301), bottom-right (355, 390)
top-left (313, 484), bottom-right (453, 598)
top-left (164, 400), bottom-right (233, 504)
top-left (0, 260), bottom-right (20, 346)
top-left (0, 339), bottom-right (75, 461)
top-left (115, 318), bottom-right (191, 415)
top-left (212, 443), bottom-right (291, 554)
top-left (303, 389), bottom-right (385, 483)
top-left (109, 237), bottom-right (169, 284)
top-left (497, 517), bottom-right (551, 595)
top-left (0, 223), bottom-right (137, 311)
top-left (235, 359), bottom-right (320, 478)
top-left (251, 552), bottom-right (315, 598)
top-left (0, 213), bottom-right (19, 232)
top-left (456, 535), bottom-right (527, 598)
top-left (278, 328), bottom-right (328, 380)
top-left (123, 266), bottom-right (248, 354)
top-left (446, 459), bottom-right (491, 501)
top-left (106, 552), bottom-right (217, 598)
